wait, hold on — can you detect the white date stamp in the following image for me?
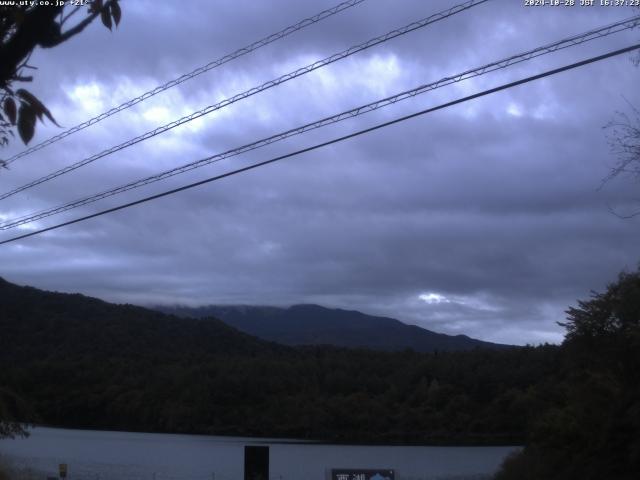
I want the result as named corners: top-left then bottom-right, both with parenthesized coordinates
top-left (524, 0), bottom-right (640, 6)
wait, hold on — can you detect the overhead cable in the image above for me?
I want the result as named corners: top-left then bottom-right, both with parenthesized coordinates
top-left (2, 14), bottom-right (639, 230)
top-left (0, 0), bottom-right (489, 200)
top-left (3, 0), bottom-right (368, 166)
top-left (1, 43), bottom-right (638, 246)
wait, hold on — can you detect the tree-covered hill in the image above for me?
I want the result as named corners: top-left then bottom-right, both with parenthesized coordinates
top-left (0, 277), bottom-right (280, 362)
top-left (0, 277), bottom-right (559, 444)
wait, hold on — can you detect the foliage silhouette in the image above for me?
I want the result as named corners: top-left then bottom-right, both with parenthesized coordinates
top-left (0, 0), bottom-right (121, 147)
top-left (495, 266), bottom-right (640, 479)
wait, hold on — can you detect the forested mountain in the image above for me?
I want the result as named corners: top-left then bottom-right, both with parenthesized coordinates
top-left (3, 268), bottom-right (637, 478)
top-left (0, 277), bottom-right (279, 360)
top-left (0, 277), bottom-right (557, 444)
top-left (155, 304), bottom-right (508, 352)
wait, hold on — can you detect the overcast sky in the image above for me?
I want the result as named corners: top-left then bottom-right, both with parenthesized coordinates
top-left (0, 0), bottom-right (639, 345)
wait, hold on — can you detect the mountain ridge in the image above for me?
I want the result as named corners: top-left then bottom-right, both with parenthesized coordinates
top-left (155, 303), bottom-right (510, 352)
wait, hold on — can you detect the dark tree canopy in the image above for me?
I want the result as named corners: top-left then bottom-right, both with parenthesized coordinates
top-left (497, 266), bottom-right (640, 480)
top-left (561, 267), bottom-right (640, 340)
top-left (0, 0), bottom-right (121, 150)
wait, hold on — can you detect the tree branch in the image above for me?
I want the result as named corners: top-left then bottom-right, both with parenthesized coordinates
top-left (607, 203), bottom-right (640, 219)
top-left (56, 1), bottom-right (115, 45)
top-left (0, 1), bottom-right (115, 86)
top-left (0, 6), bottom-right (62, 85)
top-left (60, 5), bottom-right (83, 27)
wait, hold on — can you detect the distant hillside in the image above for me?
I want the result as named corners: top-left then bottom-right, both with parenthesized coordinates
top-left (0, 276), bottom-right (559, 444)
top-left (0, 277), bottom-right (279, 363)
top-left (155, 304), bottom-right (509, 352)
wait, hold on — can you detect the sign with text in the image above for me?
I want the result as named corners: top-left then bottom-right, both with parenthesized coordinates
top-left (331, 469), bottom-right (394, 480)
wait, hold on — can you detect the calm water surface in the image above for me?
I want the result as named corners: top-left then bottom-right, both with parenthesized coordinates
top-left (0, 427), bottom-right (518, 480)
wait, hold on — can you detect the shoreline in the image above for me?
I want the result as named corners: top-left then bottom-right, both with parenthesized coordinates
top-left (12, 425), bottom-right (523, 448)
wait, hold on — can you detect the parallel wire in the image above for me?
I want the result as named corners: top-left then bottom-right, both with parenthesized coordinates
top-left (1, 43), bottom-right (638, 246)
top-left (2, 14), bottom-right (639, 230)
top-left (0, 0), bottom-right (489, 201)
top-left (3, 0), bottom-right (368, 166)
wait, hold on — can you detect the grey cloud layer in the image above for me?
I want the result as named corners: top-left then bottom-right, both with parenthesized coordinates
top-left (0, 0), bottom-right (638, 344)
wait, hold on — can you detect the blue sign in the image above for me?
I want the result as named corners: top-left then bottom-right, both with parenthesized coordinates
top-left (331, 469), bottom-right (394, 480)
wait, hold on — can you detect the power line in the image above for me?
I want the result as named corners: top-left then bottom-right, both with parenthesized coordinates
top-left (2, 14), bottom-right (639, 230)
top-left (3, 0), bottom-right (368, 166)
top-left (0, 0), bottom-right (489, 201)
top-left (1, 43), bottom-right (637, 247)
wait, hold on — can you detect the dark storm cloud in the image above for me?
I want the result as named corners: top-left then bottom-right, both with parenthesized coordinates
top-left (1, 0), bottom-right (639, 344)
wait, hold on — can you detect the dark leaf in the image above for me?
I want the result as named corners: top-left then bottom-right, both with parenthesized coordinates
top-left (101, 7), bottom-right (112, 30)
top-left (16, 89), bottom-right (41, 108)
top-left (111, 1), bottom-right (121, 27)
top-left (16, 89), bottom-right (60, 127)
top-left (17, 103), bottom-right (36, 144)
top-left (89, 0), bottom-right (103, 15)
top-left (4, 97), bottom-right (17, 125)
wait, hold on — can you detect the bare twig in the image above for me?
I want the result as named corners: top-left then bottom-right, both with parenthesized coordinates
top-left (606, 202), bottom-right (640, 219)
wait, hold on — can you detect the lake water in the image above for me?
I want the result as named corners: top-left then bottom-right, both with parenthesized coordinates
top-left (0, 427), bottom-right (518, 480)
